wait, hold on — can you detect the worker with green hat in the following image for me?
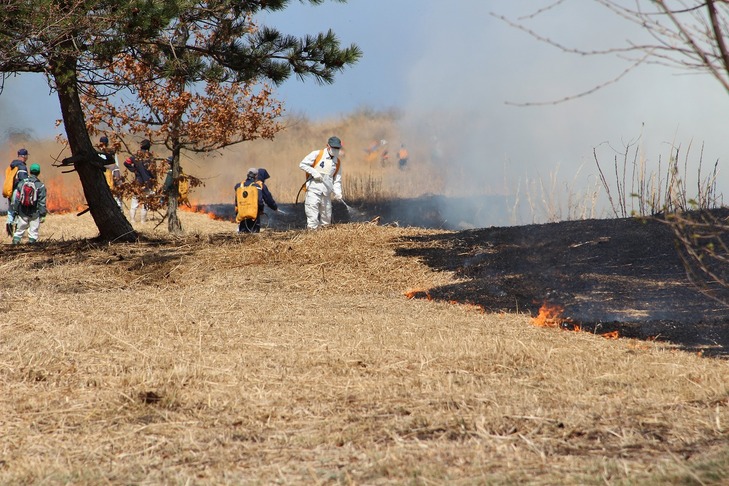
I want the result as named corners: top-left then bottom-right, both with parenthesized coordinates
top-left (11, 163), bottom-right (47, 244)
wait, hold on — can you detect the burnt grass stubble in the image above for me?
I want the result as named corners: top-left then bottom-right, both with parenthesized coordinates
top-left (395, 206), bottom-right (729, 358)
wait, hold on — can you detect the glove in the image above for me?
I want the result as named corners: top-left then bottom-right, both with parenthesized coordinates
top-left (40, 216), bottom-right (46, 223)
top-left (332, 193), bottom-right (342, 201)
top-left (311, 171), bottom-right (323, 183)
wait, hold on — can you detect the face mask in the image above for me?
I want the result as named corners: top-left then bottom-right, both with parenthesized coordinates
top-left (328, 148), bottom-right (340, 158)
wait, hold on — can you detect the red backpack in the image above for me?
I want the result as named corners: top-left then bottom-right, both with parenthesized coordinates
top-left (18, 179), bottom-right (37, 207)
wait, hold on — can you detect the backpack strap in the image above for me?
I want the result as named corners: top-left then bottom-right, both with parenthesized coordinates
top-left (15, 168), bottom-right (28, 186)
top-left (308, 149), bottom-right (340, 178)
top-left (310, 149), bottom-right (325, 168)
top-left (305, 149), bottom-right (325, 184)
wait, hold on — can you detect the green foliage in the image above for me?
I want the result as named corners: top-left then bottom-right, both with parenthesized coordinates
top-left (0, 1), bottom-right (361, 92)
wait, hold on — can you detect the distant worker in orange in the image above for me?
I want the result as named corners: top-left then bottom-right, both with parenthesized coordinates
top-left (364, 140), bottom-right (379, 164)
top-left (397, 144), bottom-right (409, 170)
top-left (4, 148), bottom-right (29, 236)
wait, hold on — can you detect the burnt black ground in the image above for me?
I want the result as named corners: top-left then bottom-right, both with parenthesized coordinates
top-left (395, 211), bottom-right (729, 358)
top-left (198, 199), bottom-right (729, 356)
top-left (193, 194), bottom-right (514, 232)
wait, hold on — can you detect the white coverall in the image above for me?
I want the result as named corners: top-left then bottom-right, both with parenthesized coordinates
top-left (299, 148), bottom-right (342, 230)
top-left (129, 196), bottom-right (147, 223)
top-left (13, 212), bottom-right (41, 242)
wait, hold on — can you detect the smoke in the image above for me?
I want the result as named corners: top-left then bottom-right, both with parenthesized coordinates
top-left (0, 75), bottom-right (50, 143)
top-left (0, 78), bottom-right (36, 213)
top-left (400, 1), bottom-right (729, 225)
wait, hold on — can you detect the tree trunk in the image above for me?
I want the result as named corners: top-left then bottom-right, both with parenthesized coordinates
top-left (167, 144), bottom-right (183, 234)
top-left (167, 194), bottom-right (182, 234)
top-left (52, 56), bottom-right (137, 242)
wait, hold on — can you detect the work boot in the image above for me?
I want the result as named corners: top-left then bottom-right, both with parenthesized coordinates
top-left (11, 237), bottom-right (20, 245)
top-left (28, 238), bottom-right (36, 244)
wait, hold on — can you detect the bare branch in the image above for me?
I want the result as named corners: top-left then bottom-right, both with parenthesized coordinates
top-left (505, 53), bottom-right (649, 106)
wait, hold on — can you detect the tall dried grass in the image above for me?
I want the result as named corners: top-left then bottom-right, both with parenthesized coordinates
top-left (0, 212), bottom-right (728, 484)
top-left (1, 111), bottom-right (448, 213)
top-left (2, 111), bottom-right (617, 227)
top-left (593, 137), bottom-right (723, 218)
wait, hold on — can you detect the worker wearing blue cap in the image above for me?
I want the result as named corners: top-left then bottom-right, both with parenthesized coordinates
top-left (4, 148), bottom-right (30, 236)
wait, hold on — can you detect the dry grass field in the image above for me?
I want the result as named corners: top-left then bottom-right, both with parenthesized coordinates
top-left (1, 211), bottom-right (728, 484)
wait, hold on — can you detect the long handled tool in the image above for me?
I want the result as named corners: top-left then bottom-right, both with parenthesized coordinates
top-left (338, 198), bottom-right (351, 211)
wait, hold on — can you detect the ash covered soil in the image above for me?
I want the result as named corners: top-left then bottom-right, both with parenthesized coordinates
top-left (393, 209), bottom-right (729, 357)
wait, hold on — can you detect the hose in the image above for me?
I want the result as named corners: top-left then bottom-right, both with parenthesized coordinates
top-left (295, 181), bottom-right (307, 205)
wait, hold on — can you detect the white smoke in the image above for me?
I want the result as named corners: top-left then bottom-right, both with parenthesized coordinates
top-left (0, 75), bottom-right (56, 142)
top-left (401, 1), bottom-right (729, 224)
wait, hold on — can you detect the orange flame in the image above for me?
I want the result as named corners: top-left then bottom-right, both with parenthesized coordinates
top-left (182, 204), bottom-right (229, 221)
top-left (45, 176), bottom-right (86, 213)
top-left (532, 302), bottom-right (621, 340)
top-left (404, 289), bottom-right (432, 300)
top-left (532, 303), bottom-right (566, 328)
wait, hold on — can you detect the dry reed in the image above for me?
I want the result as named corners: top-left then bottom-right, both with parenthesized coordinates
top-left (0, 211), bottom-right (728, 484)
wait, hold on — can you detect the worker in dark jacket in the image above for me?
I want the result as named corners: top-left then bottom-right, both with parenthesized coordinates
top-left (123, 139), bottom-right (155, 223)
top-left (234, 167), bottom-right (278, 233)
top-left (5, 148), bottom-right (29, 236)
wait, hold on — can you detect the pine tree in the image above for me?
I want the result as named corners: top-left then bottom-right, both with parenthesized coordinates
top-left (0, 1), bottom-right (361, 241)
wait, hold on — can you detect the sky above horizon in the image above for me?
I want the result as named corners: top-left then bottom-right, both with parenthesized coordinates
top-left (2, 0), bottom-right (729, 213)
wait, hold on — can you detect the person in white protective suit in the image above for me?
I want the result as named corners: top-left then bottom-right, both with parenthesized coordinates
top-left (298, 136), bottom-right (343, 230)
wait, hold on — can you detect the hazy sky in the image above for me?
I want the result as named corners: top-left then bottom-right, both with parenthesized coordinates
top-left (264, 0), bottom-right (729, 210)
top-left (3, 0), bottom-right (729, 213)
